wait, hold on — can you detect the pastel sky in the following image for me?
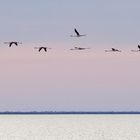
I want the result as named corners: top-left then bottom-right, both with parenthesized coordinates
top-left (0, 0), bottom-right (140, 111)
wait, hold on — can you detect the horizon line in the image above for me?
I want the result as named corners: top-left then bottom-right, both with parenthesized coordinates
top-left (0, 111), bottom-right (140, 115)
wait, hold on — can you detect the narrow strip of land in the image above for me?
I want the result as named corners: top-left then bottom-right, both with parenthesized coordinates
top-left (0, 111), bottom-right (140, 115)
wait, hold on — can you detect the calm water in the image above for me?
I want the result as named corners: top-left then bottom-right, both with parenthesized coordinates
top-left (0, 115), bottom-right (139, 140)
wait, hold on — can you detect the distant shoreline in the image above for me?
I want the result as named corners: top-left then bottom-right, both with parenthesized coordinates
top-left (0, 111), bottom-right (140, 115)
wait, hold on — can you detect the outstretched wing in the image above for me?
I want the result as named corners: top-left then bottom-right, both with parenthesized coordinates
top-left (131, 50), bottom-right (139, 52)
top-left (4, 42), bottom-right (10, 44)
top-left (38, 47), bottom-right (47, 52)
top-left (9, 42), bottom-right (13, 47)
top-left (14, 42), bottom-right (18, 46)
top-left (38, 47), bottom-right (42, 52)
top-left (47, 47), bottom-right (51, 49)
top-left (74, 28), bottom-right (80, 36)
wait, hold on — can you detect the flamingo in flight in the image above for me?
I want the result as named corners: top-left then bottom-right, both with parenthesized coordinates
top-left (70, 28), bottom-right (86, 37)
top-left (4, 41), bottom-right (22, 47)
top-left (34, 47), bottom-right (51, 52)
top-left (105, 48), bottom-right (121, 52)
top-left (70, 47), bottom-right (90, 50)
top-left (131, 45), bottom-right (140, 52)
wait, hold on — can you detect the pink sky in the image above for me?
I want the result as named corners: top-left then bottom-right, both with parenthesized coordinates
top-left (0, 46), bottom-right (140, 111)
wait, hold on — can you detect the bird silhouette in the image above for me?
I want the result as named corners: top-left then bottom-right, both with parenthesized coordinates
top-left (70, 28), bottom-right (86, 37)
top-left (70, 47), bottom-right (90, 50)
top-left (131, 45), bottom-right (140, 52)
top-left (105, 48), bottom-right (121, 52)
top-left (4, 41), bottom-right (22, 47)
top-left (34, 47), bottom-right (51, 52)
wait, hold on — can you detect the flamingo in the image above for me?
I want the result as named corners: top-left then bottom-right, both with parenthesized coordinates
top-left (4, 41), bottom-right (22, 47)
top-left (70, 28), bottom-right (86, 37)
top-left (105, 48), bottom-right (121, 52)
top-left (131, 45), bottom-right (140, 52)
top-left (34, 47), bottom-right (51, 52)
top-left (70, 47), bottom-right (90, 50)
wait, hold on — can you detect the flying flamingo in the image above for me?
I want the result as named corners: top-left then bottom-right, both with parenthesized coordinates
top-left (105, 48), bottom-right (121, 52)
top-left (131, 45), bottom-right (140, 52)
top-left (34, 47), bottom-right (51, 52)
top-left (4, 41), bottom-right (22, 47)
top-left (70, 28), bottom-right (86, 37)
top-left (70, 47), bottom-right (90, 50)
